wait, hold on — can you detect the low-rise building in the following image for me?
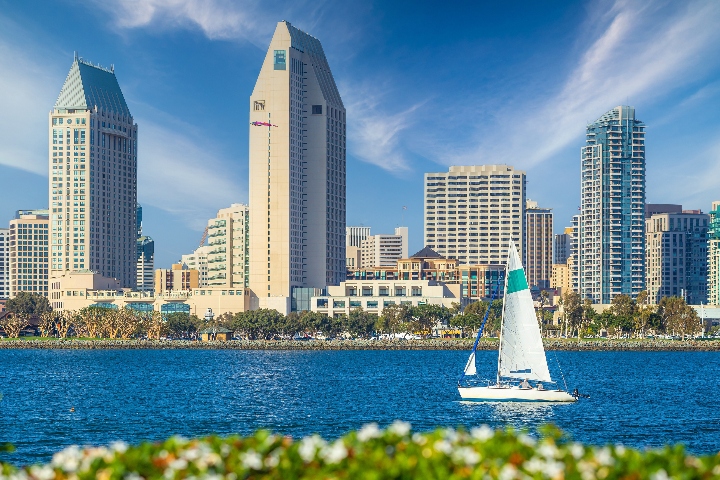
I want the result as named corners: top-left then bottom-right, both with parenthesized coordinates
top-left (50, 270), bottom-right (249, 316)
top-left (311, 279), bottom-right (466, 317)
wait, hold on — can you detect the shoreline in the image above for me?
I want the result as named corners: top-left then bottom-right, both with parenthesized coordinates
top-left (1, 338), bottom-right (719, 350)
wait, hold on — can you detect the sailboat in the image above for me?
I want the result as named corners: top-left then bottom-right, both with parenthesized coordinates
top-left (458, 240), bottom-right (576, 402)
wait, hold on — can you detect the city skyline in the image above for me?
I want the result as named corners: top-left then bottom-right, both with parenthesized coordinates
top-left (1, 1), bottom-right (720, 269)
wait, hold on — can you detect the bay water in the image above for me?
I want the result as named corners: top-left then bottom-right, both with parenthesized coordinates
top-left (0, 349), bottom-right (718, 465)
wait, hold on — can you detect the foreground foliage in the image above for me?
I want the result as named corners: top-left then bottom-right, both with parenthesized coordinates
top-left (2, 424), bottom-right (719, 479)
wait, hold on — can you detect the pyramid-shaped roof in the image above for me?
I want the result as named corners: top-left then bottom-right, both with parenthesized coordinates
top-left (409, 246), bottom-right (444, 259)
top-left (54, 57), bottom-right (131, 117)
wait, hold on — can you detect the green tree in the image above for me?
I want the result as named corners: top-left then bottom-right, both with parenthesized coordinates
top-left (166, 312), bottom-right (198, 337)
top-left (5, 292), bottom-right (51, 315)
top-left (658, 296), bottom-right (701, 339)
top-left (344, 308), bottom-right (377, 338)
top-left (562, 291), bottom-right (582, 337)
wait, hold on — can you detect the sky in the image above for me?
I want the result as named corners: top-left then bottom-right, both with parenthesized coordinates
top-left (1, 0), bottom-right (720, 269)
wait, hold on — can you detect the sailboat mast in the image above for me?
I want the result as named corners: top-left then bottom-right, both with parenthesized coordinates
top-left (496, 241), bottom-right (511, 385)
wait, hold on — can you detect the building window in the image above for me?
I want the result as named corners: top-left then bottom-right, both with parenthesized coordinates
top-left (312, 105), bottom-right (322, 115)
top-left (274, 50), bottom-right (286, 70)
top-left (254, 100), bottom-right (265, 111)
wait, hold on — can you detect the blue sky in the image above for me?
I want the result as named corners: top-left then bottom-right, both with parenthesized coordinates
top-left (1, 0), bottom-right (720, 269)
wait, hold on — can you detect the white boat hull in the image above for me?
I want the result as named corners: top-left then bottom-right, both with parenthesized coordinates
top-left (458, 385), bottom-right (576, 403)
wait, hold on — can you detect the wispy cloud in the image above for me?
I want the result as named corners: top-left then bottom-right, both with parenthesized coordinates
top-left (0, 36), bottom-right (62, 175)
top-left (136, 116), bottom-right (245, 231)
top-left (89, 0), bottom-right (331, 48)
top-left (343, 83), bottom-right (425, 173)
top-left (440, 0), bottom-right (720, 168)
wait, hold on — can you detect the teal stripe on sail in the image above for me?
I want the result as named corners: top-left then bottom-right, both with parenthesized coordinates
top-left (506, 269), bottom-right (528, 294)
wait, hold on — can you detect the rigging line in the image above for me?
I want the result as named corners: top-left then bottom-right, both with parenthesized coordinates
top-left (552, 350), bottom-right (569, 393)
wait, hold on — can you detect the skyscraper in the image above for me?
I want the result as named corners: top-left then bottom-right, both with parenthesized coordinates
top-left (553, 227), bottom-right (572, 264)
top-left (525, 200), bottom-right (552, 291)
top-left (50, 55), bottom-right (138, 288)
top-left (579, 106), bottom-right (645, 304)
top-left (424, 165), bottom-right (526, 265)
top-left (248, 21), bottom-right (346, 311)
top-left (346, 226), bottom-right (371, 248)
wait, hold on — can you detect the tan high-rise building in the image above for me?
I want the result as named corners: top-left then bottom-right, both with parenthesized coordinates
top-left (248, 21), bottom-right (346, 311)
top-left (424, 165), bottom-right (526, 265)
top-left (525, 200), bottom-right (553, 290)
top-left (181, 245), bottom-right (211, 287)
top-left (0, 228), bottom-right (9, 299)
top-left (49, 55), bottom-right (138, 288)
top-left (154, 263), bottom-right (199, 294)
top-left (8, 211), bottom-right (50, 297)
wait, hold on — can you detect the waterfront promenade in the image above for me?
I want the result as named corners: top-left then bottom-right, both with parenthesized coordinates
top-left (1, 338), bottom-right (719, 350)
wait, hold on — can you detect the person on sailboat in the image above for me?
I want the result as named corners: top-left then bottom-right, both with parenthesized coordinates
top-left (537, 383), bottom-right (545, 391)
top-left (520, 379), bottom-right (530, 389)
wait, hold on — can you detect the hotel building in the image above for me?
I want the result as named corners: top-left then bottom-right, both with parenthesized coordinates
top-left (248, 21), bottom-right (346, 313)
top-left (50, 55), bottom-right (138, 288)
top-left (424, 165), bottom-right (526, 265)
top-left (360, 227), bottom-right (409, 269)
top-left (578, 106), bottom-right (645, 303)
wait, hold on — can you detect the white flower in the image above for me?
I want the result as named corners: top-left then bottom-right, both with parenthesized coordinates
top-left (357, 423), bottom-right (382, 442)
top-left (499, 464), bottom-right (517, 480)
top-left (240, 450), bottom-right (263, 470)
top-left (412, 433), bottom-right (428, 445)
top-left (51, 445), bottom-right (82, 472)
top-left (569, 442), bottom-right (585, 459)
top-left (594, 447), bottom-right (614, 466)
top-left (298, 435), bottom-right (326, 463)
top-left (650, 469), bottom-right (669, 480)
top-left (109, 441), bottom-right (128, 454)
top-left (614, 445), bottom-right (626, 457)
top-left (388, 420), bottom-right (411, 436)
top-left (442, 428), bottom-right (459, 443)
top-left (524, 457), bottom-right (544, 473)
top-left (471, 425), bottom-right (494, 442)
top-left (451, 446), bottom-right (480, 466)
top-left (321, 440), bottom-right (348, 464)
top-left (168, 458), bottom-right (188, 470)
top-left (543, 460), bottom-right (565, 478)
top-left (518, 434), bottom-right (536, 447)
top-left (433, 440), bottom-right (452, 454)
top-left (537, 442), bottom-right (559, 459)
top-left (265, 451), bottom-right (280, 468)
top-left (28, 466), bottom-right (54, 480)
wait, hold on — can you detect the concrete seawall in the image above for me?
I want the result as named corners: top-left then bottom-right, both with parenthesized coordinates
top-left (1, 338), bottom-right (719, 350)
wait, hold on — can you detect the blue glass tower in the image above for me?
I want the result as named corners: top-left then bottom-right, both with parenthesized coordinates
top-left (579, 106), bottom-right (645, 304)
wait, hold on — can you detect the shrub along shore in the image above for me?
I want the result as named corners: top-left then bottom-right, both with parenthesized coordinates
top-left (1, 337), bottom-right (719, 351)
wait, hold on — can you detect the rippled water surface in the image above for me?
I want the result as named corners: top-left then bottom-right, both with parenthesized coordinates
top-left (1, 349), bottom-right (719, 464)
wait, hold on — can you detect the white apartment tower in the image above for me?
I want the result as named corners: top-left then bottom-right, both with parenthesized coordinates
top-left (424, 165), bottom-right (526, 265)
top-left (579, 106), bottom-right (645, 303)
top-left (360, 227), bottom-right (409, 269)
top-left (206, 204), bottom-right (249, 289)
top-left (50, 55), bottom-right (138, 288)
top-left (0, 228), bottom-right (10, 299)
top-left (249, 21), bottom-right (346, 307)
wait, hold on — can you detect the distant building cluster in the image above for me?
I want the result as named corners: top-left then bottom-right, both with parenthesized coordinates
top-left (2, 23), bottom-right (719, 321)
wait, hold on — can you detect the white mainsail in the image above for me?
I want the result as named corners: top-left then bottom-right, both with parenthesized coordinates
top-left (497, 241), bottom-right (552, 382)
